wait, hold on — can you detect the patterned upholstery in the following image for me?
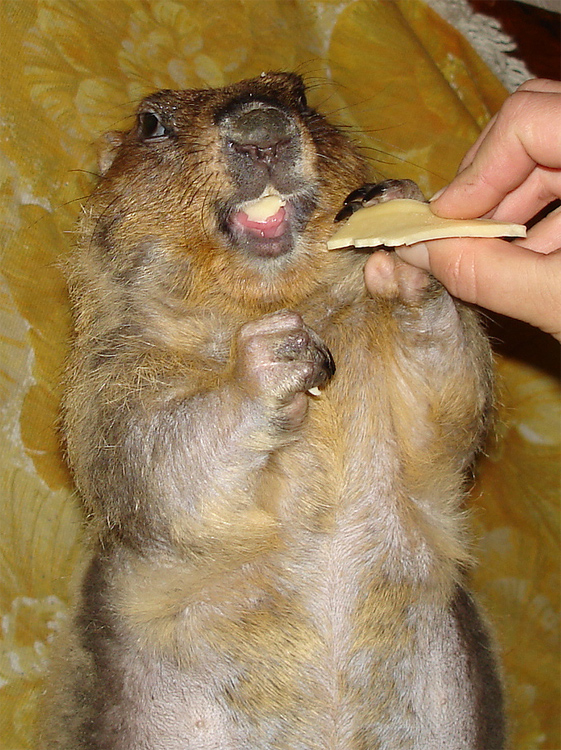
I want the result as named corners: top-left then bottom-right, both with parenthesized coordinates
top-left (0, 2), bottom-right (558, 747)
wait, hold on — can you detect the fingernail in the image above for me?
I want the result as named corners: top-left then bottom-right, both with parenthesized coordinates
top-left (395, 242), bottom-right (430, 271)
top-left (429, 187), bottom-right (446, 202)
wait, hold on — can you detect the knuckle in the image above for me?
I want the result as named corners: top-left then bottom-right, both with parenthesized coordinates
top-left (292, 360), bottom-right (315, 382)
top-left (501, 89), bottom-right (536, 122)
top-left (441, 243), bottom-right (478, 303)
top-left (240, 311), bottom-right (303, 341)
top-left (242, 335), bottom-right (265, 357)
top-left (516, 78), bottom-right (552, 93)
top-left (516, 79), bottom-right (537, 93)
top-left (268, 309), bottom-right (303, 329)
top-left (238, 319), bottom-right (261, 340)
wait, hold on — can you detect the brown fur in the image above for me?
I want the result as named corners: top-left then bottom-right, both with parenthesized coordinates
top-left (41, 72), bottom-right (503, 749)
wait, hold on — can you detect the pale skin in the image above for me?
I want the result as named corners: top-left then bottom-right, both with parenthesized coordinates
top-left (368, 78), bottom-right (561, 342)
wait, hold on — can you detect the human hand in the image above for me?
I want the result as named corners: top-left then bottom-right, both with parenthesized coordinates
top-left (391, 78), bottom-right (561, 341)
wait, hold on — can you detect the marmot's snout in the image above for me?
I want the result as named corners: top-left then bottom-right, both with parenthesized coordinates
top-left (218, 98), bottom-right (315, 259)
top-left (225, 103), bottom-right (300, 171)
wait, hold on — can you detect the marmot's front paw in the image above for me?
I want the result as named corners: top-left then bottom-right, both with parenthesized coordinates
top-left (335, 179), bottom-right (424, 223)
top-left (233, 311), bottom-right (335, 426)
top-left (365, 250), bottom-right (432, 304)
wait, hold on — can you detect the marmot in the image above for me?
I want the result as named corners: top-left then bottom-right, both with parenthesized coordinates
top-left (42, 72), bottom-right (504, 749)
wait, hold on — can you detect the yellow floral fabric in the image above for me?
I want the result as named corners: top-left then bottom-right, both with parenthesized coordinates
top-left (0, 1), bottom-right (558, 748)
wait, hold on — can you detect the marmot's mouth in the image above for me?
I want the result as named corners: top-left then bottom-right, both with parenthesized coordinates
top-left (232, 205), bottom-right (288, 240)
top-left (222, 188), bottom-right (316, 259)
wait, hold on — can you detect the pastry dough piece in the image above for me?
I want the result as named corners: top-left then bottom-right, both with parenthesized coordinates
top-left (327, 199), bottom-right (526, 250)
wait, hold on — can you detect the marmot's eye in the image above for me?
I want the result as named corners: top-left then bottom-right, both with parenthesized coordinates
top-left (139, 112), bottom-right (168, 140)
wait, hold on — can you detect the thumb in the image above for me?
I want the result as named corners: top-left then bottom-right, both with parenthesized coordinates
top-left (396, 238), bottom-right (561, 340)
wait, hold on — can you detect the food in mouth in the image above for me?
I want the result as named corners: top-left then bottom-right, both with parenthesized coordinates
top-left (232, 192), bottom-right (288, 239)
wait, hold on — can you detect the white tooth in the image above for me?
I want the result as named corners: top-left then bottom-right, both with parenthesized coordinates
top-left (307, 387), bottom-right (321, 397)
top-left (244, 194), bottom-right (284, 222)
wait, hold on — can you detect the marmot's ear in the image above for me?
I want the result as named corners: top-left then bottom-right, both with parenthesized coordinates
top-left (97, 131), bottom-right (125, 175)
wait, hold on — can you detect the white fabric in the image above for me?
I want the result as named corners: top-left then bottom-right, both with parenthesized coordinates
top-left (425, 0), bottom-right (534, 91)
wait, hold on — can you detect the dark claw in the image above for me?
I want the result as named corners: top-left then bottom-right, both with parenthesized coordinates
top-left (324, 346), bottom-right (336, 381)
top-left (334, 203), bottom-right (359, 223)
top-left (342, 184), bottom-right (379, 205)
top-left (362, 179), bottom-right (424, 204)
top-left (335, 179), bottom-right (424, 223)
top-left (335, 183), bottom-right (384, 222)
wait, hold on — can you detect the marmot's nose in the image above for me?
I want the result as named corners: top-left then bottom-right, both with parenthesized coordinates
top-left (226, 106), bottom-right (298, 167)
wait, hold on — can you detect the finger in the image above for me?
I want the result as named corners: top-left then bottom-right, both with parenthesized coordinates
top-left (396, 237), bottom-right (561, 339)
top-left (487, 165), bottom-right (561, 224)
top-left (455, 80), bottom-right (561, 174)
top-left (522, 204), bottom-right (561, 254)
top-left (431, 90), bottom-right (561, 219)
top-left (517, 78), bottom-right (561, 94)
top-left (454, 114), bottom-right (497, 174)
